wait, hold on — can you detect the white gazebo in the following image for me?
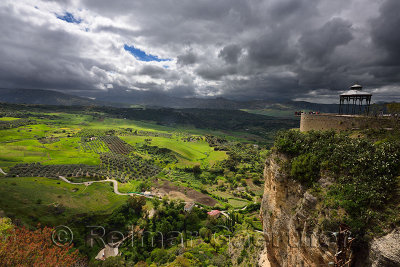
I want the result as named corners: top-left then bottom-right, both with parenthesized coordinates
top-left (339, 84), bottom-right (372, 115)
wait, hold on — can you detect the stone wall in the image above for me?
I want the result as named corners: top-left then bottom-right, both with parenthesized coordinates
top-left (300, 113), bottom-right (397, 132)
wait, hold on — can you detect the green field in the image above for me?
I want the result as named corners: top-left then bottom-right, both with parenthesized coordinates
top-left (0, 114), bottom-right (227, 168)
top-left (0, 177), bottom-right (128, 225)
top-left (0, 117), bottom-right (19, 121)
top-left (228, 198), bottom-right (249, 208)
top-left (0, 104), bottom-right (275, 265)
top-left (0, 106), bottom-right (267, 234)
top-left (0, 137), bottom-right (100, 167)
top-left (0, 113), bottom-right (232, 210)
top-left (121, 135), bottom-right (227, 166)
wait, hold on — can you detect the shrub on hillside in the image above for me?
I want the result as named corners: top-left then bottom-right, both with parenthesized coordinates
top-left (0, 225), bottom-right (82, 266)
top-left (290, 153), bottom-right (320, 186)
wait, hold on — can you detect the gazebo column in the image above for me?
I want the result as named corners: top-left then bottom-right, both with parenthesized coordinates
top-left (368, 97), bottom-right (371, 114)
top-left (339, 97), bottom-right (343, 114)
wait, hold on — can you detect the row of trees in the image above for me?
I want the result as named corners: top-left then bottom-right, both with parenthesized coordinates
top-left (75, 127), bottom-right (172, 138)
top-left (100, 136), bottom-right (133, 154)
top-left (7, 163), bottom-right (103, 179)
top-left (100, 153), bottom-right (160, 182)
top-left (0, 118), bottom-right (37, 129)
top-left (80, 137), bottom-right (110, 153)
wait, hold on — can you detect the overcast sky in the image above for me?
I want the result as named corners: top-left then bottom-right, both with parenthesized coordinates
top-left (0, 0), bottom-right (399, 103)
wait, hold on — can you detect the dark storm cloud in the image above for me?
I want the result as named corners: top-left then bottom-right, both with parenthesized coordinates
top-left (195, 65), bottom-right (237, 81)
top-left (299, 18), bottom-right (353, 64)
top-left (368, 0), bottom-right (400, 94)
top-left (138, 65), bottom-right (166, 78)
top-left (177, 52), bottom-right (197, 66)
top-left (218, 44), bottom-right (242, 64)
top-left (167, 85), bottom-right (195, 98)
top-left (371, 0), bottom-right (400, 65)
top-left (133, 82), bottom-right (163, 91)
top-left (0, 4), bottom-right (99, 91)
top-left (0, 0), bottom-right (400, 102)
top-left (246, 31), bottom-right (297, 68)
top-left (221, 73), bottom-right (300, 100)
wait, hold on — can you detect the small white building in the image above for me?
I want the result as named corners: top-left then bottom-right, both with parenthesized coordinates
top-left (143, 191), bottom-right (153, 197)
top-left (95, 244), bottom-right (119, 261)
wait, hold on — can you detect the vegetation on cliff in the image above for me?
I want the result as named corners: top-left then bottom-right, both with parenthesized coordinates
top-left (274, 130), bottom-right (400, 242)
top-left (0, 224), bottom-right (82, 266)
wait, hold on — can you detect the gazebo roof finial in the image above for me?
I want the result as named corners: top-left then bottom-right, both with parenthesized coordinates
top-left (350, 83), bottom-right (362, 90)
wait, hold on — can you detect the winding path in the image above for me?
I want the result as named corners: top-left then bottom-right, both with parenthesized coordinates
top-left (58, 176), bottom-right (150, 197)
top-left (0, 167), bottom-right (7, 175)
top-left (58, 176), bottom-right (266, 234)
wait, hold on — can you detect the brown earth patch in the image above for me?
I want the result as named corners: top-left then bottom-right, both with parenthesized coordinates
top-left (152, 180), bottom-right (217, 207)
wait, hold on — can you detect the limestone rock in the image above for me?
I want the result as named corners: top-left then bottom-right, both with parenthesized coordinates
top-left (368, 228), bottom-right (400, 267)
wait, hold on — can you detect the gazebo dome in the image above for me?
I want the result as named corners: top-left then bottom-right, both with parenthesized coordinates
top-left (340, 84), bottom-right (372, 96)
top-left (350, 84), bottom-right (362, 90)
top-left (340, 90), bottom-right (372, 96)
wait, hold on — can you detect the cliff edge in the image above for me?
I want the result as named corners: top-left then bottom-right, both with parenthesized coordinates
top-left (260, 152), bottom-right (400, 267)
top-left (260, 154), bottom-right (336, 266)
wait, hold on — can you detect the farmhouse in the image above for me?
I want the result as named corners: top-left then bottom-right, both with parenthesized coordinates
top-left (207, 210), bottom-right (221, 218)
top-left (95, 244), bottom-right (119, 261)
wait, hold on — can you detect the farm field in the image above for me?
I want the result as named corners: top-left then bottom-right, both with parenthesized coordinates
top-left (0, 103), bottom-right (273, 264)
top-left (121, 135), bottom-right (228, 166)
top-left (0, 177), bottom-right (128, 225)
top-left (0, 104), bottom-right (268, 212)
top-left (0, 137), bottom-right (100, 167)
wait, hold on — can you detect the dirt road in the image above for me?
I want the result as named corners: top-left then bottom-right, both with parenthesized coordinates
top-left (58, 176), bottom-right (148, 197)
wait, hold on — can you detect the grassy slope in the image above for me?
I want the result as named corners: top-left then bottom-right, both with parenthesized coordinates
top-left (0, 177), bottom-right (128, 225)
top-left (0, 117), bottom-right (19, 121)
top-left (0, 137), bottom-right (100, 167)
top-left (121, 135), bottom-right (227, 166)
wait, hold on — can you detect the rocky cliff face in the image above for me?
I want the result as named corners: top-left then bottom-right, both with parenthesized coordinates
top-left (259, 153), bottom-right (400, 267)
top-left (259, 154), bottom-right (336, 267)
top-left (366, 228), bottom-right (400, 267)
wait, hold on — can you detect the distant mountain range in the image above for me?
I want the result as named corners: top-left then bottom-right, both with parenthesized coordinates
top-left (0, 88), bottom-right (340, 114)
top-left (0, 88), bottom-right (97, 106)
